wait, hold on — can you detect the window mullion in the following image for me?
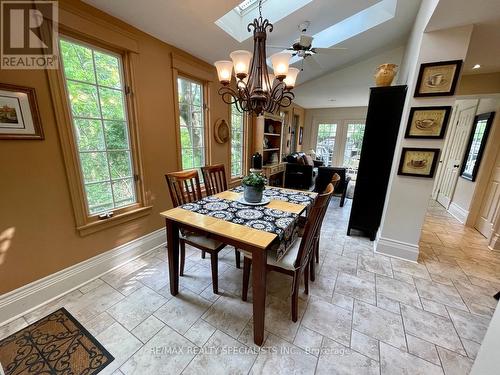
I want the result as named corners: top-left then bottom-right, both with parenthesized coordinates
top-left (91, 49), bottom-right (116, 211)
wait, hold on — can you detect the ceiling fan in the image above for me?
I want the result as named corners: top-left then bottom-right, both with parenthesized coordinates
top-left (268, 22), bottom-right (346, 70)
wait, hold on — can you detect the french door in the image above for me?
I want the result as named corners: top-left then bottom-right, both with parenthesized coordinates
top-left (314, 119), bottom-right (366, 170)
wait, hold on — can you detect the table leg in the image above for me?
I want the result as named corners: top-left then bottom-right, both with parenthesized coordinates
top-left (165, 218), bottom-right (179, 295)
top-left (252, 248), bottom-right (267, 346)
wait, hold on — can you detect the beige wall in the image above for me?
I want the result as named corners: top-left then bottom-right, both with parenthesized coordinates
top-left (458, 73), bottom-right (500, 96)
top-left (0, 0), bottom-right (231, 293)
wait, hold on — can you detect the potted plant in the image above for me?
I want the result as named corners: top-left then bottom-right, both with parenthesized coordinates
top-left (242, 172), bottom-right (267, 203)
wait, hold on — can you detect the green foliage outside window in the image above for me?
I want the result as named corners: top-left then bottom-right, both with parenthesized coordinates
top-left (60, 38), bottom-right (136, 214)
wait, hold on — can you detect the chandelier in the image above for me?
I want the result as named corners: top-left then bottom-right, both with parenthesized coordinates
top-left (214, 0), bottom-right (299, 115)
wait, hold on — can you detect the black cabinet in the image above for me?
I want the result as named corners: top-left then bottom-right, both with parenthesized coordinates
top-left (347, 85), bottom-right (407, 240)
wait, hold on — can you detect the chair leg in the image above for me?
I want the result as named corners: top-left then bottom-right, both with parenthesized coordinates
top-left (315, 240), bottom-right (319, 264)
top-left (242, 257), bottom-right (251, 301)
top-left (340, 192), bottom-right (346, 207)
top-left (310, 256), bottom-right (316, 282)
top-left (235, 249), bottom-right (241, 269)
top-left (202, 251), bottom-right (206, 259)
top-left (304, 267), bottom-right (309, 295)
top-left (180, 240), bottom-right (186, 276)
top-left (210, 252), bottom-right (218, 294)
top-left (291, 271), bottom-right (300, 322)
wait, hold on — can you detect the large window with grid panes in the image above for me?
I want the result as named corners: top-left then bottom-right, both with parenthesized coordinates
top-left (59, 37), bottom-right (138, 215)
top-left (230, 103), bottom-right (245, 178)
top-left (177, 76), bottom-right (206, 175)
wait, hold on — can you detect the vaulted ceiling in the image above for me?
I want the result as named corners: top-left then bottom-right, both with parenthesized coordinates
top-left (83, 0), bottom-right (421, 86)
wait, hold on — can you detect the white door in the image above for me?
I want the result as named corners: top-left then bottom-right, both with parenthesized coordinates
top-left (436, 105), bottom-right (477, 208)
top-left (475, 149), bottom-right (500, 238)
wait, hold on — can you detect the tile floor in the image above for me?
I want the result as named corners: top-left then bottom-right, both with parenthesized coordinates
top-left (1, 199), bottom-right (499, 374)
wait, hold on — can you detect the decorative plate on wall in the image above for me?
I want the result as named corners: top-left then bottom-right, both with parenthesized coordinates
top-left (214, 118), bottom-right (230, 144)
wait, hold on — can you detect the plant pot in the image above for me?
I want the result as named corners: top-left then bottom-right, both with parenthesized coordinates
top-left (374, 63), bottom-right (398, 87)
top-left (243, 184), bottom-right (263, 203)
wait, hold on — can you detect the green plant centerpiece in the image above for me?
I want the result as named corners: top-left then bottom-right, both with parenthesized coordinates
top-left (242, 172), bottom-right (267, 203)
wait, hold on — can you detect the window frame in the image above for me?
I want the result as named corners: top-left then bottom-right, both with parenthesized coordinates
top-left (48, 32), bottom-right (150, 236)
top-left (175, 74), bottom-right (208, 173)
top-left (229, 103), bottom-right (247, 180)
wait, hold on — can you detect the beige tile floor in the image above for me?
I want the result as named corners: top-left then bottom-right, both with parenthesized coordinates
top-left (1, 199), bottom-right (499, 374)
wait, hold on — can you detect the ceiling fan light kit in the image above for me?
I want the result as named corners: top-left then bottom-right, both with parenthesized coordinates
top-left (214, 0), bottom-right (295, 115)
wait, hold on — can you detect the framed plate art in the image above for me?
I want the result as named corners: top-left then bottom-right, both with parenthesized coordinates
top-left (405, 106), bottom-right (452, 139)
top-left (414, 60), bottom-right (462, 97)
top-left (0, 83), bottom-right (43, 140)
top-left (398, 148), bottom-right (440, 178)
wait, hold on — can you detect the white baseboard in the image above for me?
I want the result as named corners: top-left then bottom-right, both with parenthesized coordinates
top-left (375, 236), bottom-right (419, 262)
top-left (448, 202), bottom-right (469, 224)
top-left (0, 228), bottom-right (166, 326)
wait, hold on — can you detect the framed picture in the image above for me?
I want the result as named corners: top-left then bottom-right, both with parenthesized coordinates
top-left (460, 112), bottom-right (495, 181)
top-left (0, 83), bottom-right (43, 140)
top-left (414, 60), bottom-right (462, 97)
top-left (398, 148), bottom-right (440, 178)
top-left (298, 127), bottom-right (303, 145)
top-left (405, 106), bottom-right (452, 139)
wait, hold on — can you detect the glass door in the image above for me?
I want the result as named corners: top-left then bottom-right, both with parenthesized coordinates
top-left (343, 122), bottom-right (366, 174)
top-left (315, 123), bottom-right (338, 166)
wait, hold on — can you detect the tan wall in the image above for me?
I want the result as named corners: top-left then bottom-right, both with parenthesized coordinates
top-left (458, 72), bottom-right (500, 95)
top-left (0, 0), bottom-right (231, 293)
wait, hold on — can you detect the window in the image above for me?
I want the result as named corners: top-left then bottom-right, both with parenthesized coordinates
top-left (343, 123), bottom-right (366, 173)
top-left (177, 76), bottom-right (206, 173)
top-left (316, 123), bottom-right (337, 166)
top-left (59, 38), bottom-right (137, 215)
top-left (231, 103), bottom-right (245, 178)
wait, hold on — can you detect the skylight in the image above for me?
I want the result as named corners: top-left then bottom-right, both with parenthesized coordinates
top-left (216, 0), bottom-right (313, 42)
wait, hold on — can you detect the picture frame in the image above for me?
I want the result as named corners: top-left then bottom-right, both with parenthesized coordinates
top-left (405, 106), bottom-right (452, 139)
top-left (460, 112), bottom-right (495, 181)
top-left (414, 60), bottom-right (462, 97)
top-left (0, 83), bottom-right (44, 140)
top-left (398, 147), bottom-right (440, 178)
top-left (298, 126), bottom-right (303, 145)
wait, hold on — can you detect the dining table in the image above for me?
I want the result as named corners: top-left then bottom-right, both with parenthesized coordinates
top-left (160, 186), bottom-right (317, 345)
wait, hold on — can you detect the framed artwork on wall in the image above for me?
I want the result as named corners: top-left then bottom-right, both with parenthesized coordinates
top-left (405, 106), bottom-right (452, 139)
top-left (298, 127), bottom-right (303, 145)
top-left (0, 83), bottom-right (44, 140)
top-left (398, 147), bottom-right (440, 178)
top-left (460, 112), bottom-right (495, 181)
top-left (414, 60), bottom-right (462, 97)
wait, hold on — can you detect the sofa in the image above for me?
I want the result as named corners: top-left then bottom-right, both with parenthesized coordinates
top-left (313, 166), bottom-right (351, 207)
top-left (284, 152), bottom-right (323, 190)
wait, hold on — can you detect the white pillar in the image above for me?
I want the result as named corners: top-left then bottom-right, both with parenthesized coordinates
top-left (375, 24), bottom-right (473, 261)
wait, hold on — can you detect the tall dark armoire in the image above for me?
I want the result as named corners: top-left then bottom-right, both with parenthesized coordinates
top-left (347, 85), bottom-right (407, 240)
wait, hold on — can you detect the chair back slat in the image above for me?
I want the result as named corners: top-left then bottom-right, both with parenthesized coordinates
top-left (294, 184), bottom-right (334, 269)
top-left (165, 169), bottom-right (203, 207)
top-left (202, 164), bottom-right (228, 196)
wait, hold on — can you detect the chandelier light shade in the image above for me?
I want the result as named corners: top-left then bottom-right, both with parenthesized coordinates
top-left (214, 0), bottom-right (297, 115)
top-left (214, 60), bottom-right (233, 85)
top-left (230, 50), bottom-right (253, 78)
top-left (283, 67), bottom-right (300, 89)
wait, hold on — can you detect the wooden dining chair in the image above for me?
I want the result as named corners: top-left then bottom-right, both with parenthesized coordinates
top-left (241, 184), bottom-right (334, 321)
top-left (201, 164), bottom-right (241, 268)
top-left (165, 169), bottom-right (227, 293)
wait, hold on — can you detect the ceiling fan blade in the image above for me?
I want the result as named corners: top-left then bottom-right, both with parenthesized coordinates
top-left (305, 55), bottom-right (323, 71)
top-left (311, 47), bottom-right (348, 54)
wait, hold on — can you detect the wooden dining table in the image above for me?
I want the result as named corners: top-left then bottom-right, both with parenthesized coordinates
top-left (160, 187), bottom-right (317, 345)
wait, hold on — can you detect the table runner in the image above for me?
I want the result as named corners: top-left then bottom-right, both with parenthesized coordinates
top-left (180, 187), bottom-right (315, 260)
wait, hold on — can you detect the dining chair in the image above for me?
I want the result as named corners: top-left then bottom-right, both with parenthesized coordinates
top-left (241, 183), bottom-right (334, 321)
top-left (165, 169), bottom-right (226, 293)
top-left (202, 164), bottom-right (241, 269)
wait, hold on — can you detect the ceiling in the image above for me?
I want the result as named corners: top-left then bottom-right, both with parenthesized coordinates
top-left (427, 0), bottom-right (500, 75)
top-left (82, 0), bottom-right (421, 85)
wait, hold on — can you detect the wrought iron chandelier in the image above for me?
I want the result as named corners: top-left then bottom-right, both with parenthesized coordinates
top-left (214, 0), bottom-right (299, 115)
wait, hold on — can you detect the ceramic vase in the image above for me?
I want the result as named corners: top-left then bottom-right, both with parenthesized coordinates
top-left (374, 63), bottom-right (398, 87)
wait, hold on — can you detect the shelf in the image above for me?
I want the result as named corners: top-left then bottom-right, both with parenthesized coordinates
top-left (264, 133), bottom-right (280, 136)
top-left (263, 148), bottom-right (279, 152)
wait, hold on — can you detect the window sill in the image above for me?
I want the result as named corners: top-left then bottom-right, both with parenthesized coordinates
top-left (229, 178), bottom-right (243, 188)
top-left (77, 205), bottom-right (153, 236)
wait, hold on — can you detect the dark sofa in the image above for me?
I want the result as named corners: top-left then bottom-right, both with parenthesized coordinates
top-left (284, 152), bottom-right (323, 190)
top-left (313, 166), bottom-right (351, 207)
